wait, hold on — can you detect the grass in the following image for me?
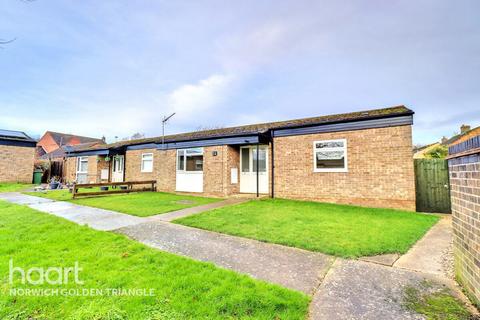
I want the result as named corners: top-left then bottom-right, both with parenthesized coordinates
top-left (0, 200), bottom-right (309, 319)
top-left (24, 190), bottom-right (221, 217)
top-left (404, 285), bottom-right (472, 320)
top-left (175, 198), bottom-right (440, 258)
top-left (0, 183), bottom-right (33, 193)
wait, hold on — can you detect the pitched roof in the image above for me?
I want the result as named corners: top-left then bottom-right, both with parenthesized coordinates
top-left (72, 105), bottom-right (413, 152)
top-left (45, 131), bottom-right (104, 146)
top-left (39, 141), bottom-right (104, 160)
top-left (444, 125), bottom-right (480, 146)
top-left (0, 129), bottom-right (36, 143)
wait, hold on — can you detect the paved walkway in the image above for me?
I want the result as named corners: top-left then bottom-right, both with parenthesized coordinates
top-left (0, 192), bottom-right (144, 231)
top-left (146, 198), bottom-right (248, 222)
top-left (117, 220), bottom-right (334, 294)
top-left (394, 216), bottom-right (452, 276)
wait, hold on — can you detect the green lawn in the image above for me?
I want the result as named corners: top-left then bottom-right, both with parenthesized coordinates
top-left (0, 200), bottom-right (309, 319)
top-left (175, 199), bottom-right (440, 258)
top-left (24, 191), bottom-right (221, 217)
top-left (0, 183), bottom-right (32, 193)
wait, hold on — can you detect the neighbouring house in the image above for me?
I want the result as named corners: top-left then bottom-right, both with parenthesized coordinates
top-left (36, 131), bottom-right (104, 182)
top-left (0, 129), bottom-right (36, 183)
top-left (447, 133), bottom-right (480, 305)
top-left (445, 124), bottom-right (480, 147)
top-left (65, 105), bottom-right (416, 210)
top-left (36, 131), bottom-right (104, 159)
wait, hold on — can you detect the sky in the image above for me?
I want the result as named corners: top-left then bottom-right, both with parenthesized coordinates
top-left (1, 0), bottom-right (479, 144)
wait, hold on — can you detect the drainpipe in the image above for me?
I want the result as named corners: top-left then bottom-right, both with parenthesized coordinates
top-left (270, 130), bottom-right (275, 198)
top-left (256, 143), bottom-right (259, 198)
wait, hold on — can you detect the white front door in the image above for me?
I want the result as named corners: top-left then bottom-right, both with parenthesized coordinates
top-left (176, 148), bottom-right (204, 193)
top-left (112, 155), bottom-right (124, 182)
top-left (240, 146), bottom-right (268, 194)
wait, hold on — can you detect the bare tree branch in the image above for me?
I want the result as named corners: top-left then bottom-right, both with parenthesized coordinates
top-left (0, 38), bottom-right (17, 49)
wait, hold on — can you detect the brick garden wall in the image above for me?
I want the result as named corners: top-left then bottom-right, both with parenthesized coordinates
top-left (0, 145), bottom-right (35, 183)
top-left (273, 125), bottom-right (416, 210)
top-left (448, 135), bottom-right (480, 305)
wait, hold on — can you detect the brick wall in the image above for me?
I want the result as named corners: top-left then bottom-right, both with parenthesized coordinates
top-left (155, 149), bottom-right (176, 192)
top-left (0, 145), bottom-right (35, 183)
top-left (64, 157), bottom-right (76, 182)
top-left (273, 125), bottom-right (416, 210)
top-left (448, 136), bottom-right (480, 305)
top-left (125, 149), bottom-right (157, 182)
top-left (63, 156), bottom-right (108, 183)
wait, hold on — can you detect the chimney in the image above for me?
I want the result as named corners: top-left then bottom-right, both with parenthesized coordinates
top-left (101, 135), bottom-right (106, 143)
top-left (460, 124), bottom-right (471, 134)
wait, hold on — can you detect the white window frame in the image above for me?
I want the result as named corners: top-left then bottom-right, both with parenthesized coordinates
top-left (313, 139), bottom-right (348, 173)
top-left (76, 156), bottom-right (88, 174)
top-left (176, 148), bottom-right (204, 173)
top-left (141, 153), bottom-right (154, 173)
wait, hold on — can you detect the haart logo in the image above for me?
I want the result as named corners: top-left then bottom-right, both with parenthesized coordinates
top-left (9, 259), bottom-right (84, 285)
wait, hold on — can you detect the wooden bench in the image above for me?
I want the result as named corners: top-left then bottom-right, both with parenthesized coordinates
top-left (72, 180), bottom-right (157, 199)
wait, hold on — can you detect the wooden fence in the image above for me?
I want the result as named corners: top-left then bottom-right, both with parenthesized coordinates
top-left (72, 180), bottom-right (156, 199)
top-left (414, 159), bottom-right (451, 213)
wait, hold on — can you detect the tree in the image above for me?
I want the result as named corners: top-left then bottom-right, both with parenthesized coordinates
top-left (425, 145), bottom-right (448, 159)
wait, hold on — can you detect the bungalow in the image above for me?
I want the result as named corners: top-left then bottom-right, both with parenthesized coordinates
top-left (0, 129), bottom-right (36, 183)
top-left (65, 105), bottom-right (416, 210)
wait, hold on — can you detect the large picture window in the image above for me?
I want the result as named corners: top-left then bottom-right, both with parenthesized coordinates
top-left (141, 153), bottom-right (153, 172)
top-left (177, 148), bottom-right (203, 172)
top-left (313, 139), bottom-right (347, 172)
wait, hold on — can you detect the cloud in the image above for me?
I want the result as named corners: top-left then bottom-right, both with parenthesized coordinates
top-left (166, 74), bottom-right (235, 123)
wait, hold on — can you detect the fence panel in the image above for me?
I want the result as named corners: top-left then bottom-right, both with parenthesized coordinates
top-left (414, 159), bottom-right (451, 213)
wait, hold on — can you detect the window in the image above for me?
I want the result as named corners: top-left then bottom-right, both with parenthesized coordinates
top-left (241, 148), bottom-right (250, 173)
top-left (76, 157), bottom-right (88, 173)
top-left (141, 153), bottom-right (153, 172)
top-left (313, 139), bottom-right (347, 172)
top-left (252, 148), bottom-right (267, 173)
top-left (177, 148), bottom-right (203, 172)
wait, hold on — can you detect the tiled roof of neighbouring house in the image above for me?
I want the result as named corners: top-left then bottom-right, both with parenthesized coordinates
top-left (39, 141), bottom-right (104, 160)
top-left (72, 105), bottom-right (413, 152)
top-left (45, 131), bottom-right (104, 146)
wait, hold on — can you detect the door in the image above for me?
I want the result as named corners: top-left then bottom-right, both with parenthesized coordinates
top-left (76, 157), bottom-right (88, 184)
top-left (414, 159), bottom-right (451, 213)
top-left (112, 155), bottom-right (124, 182)
top-left (240, 146), bottom-right (268, 194)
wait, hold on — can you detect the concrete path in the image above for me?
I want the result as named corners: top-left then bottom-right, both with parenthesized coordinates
top-left (117, 220), bottom-right (334, 294)
top-left (0, 192), bottom-right (144, 231)
top-left (394, 216), bottom-right (452, 276)
top-left (310, 259), bottom-right (453, 320)
top-left (146, 198), bottom-right (248, 222)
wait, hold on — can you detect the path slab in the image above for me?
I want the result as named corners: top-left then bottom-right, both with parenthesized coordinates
top-left (0, 192), bottom-right (54, 205)
top-left (359, 253), bottom-right (400, 266)
top-left (394, 216), bottom-right (452, 276)
top-left (310, 259), bottom-right (449, 320)
top-left (117, 221), bottom-right (334, 294)
top-left (0, 193), bottom-right (144, 231)
top-left (147, 198), bottom-right (248, 222)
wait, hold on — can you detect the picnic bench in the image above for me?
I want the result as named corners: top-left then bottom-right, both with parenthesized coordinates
top-left (72, 180), bottom-right (157, 199)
